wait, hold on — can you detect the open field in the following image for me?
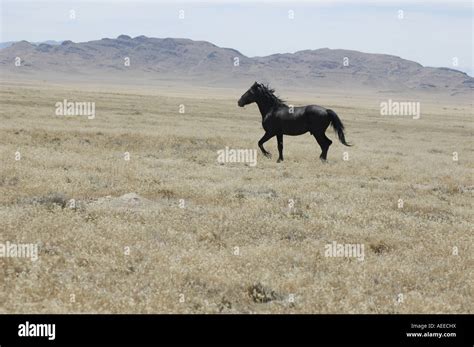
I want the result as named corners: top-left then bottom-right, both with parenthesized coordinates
top-left (0, 81), bottom-right (472, 313)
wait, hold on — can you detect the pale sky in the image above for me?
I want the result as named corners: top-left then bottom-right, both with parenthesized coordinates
top-left (1, 0), bottom-right (472, 75)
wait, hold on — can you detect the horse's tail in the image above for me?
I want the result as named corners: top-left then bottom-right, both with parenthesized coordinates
top-left (327, 109), bottom-right (351, 146)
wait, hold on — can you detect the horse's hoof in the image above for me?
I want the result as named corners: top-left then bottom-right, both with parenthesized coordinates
top-left (264, 152), bottom-right (272, 159)
top-left (320, 158), bottom-right (327, 163)
top-left (277, 158), bottom-right (283, 163)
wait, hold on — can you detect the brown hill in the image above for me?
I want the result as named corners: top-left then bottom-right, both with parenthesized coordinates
top-left (0, 35), bottom-right (472, 96)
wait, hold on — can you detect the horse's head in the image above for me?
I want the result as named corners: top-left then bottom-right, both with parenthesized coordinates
top-left (238, 82), bottom-right (261, 107)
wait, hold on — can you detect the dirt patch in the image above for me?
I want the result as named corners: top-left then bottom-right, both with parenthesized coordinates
top-left (87, 192), bottom-right (161, 211)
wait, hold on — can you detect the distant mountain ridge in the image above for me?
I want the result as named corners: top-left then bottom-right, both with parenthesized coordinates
top-left (0, 35), bottom-right (472, 96)
top-left (0, 40), bottom-right (62, 50)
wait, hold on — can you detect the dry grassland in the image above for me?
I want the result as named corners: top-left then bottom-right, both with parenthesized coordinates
top-left (0, 81), bottom-right (472, 313)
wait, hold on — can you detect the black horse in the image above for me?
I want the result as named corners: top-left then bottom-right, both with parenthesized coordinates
top-left (238, 82), bottom-right (351, 162)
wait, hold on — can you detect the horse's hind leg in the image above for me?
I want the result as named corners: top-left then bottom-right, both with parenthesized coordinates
top-left (314, 133), bottom-right (332, 161)
top-left (322, 134), bottom-right (332, 159)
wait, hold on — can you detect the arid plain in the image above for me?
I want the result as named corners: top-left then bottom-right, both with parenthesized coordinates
top-left (0, 79), bottom-right (472, 313)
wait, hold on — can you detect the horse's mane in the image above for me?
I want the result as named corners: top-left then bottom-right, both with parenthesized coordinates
top-left (257, 84), bottom-right (287, 107)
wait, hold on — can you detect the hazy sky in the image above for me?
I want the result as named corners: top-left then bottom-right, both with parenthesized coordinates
top-left (1, 0), bottom-right (472, 75)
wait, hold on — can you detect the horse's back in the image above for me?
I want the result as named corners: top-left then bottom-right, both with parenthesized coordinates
top-left (305, 105), bottom-right (327, 116)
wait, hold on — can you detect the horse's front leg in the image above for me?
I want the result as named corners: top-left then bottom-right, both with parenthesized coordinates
top-left (276, 133), bottom-right (283, 163)
top-left (258, 132), bottom-right (274, 158)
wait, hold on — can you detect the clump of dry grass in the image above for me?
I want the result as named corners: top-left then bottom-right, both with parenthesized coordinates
top-left (247, 283), bottom-right (281, 303)
top-left (22, 192), bottom-right (69, 209)
top-left (370, 241), bottom-right (392, 255)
